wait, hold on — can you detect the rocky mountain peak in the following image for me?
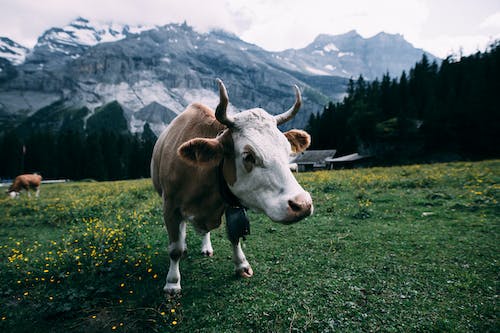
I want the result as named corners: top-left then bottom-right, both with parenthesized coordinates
top-left (0, 19), bottom-right (440, 136)
top-left (310, 30), bottom-right (362, 46)
top-left (23, 17), bottom-right (156, 68)
top-left (0, 37), bottom-right (29, 65)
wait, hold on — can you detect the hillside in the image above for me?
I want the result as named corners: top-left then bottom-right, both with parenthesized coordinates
top-left (0, 160), bottom-right (497, 332)
top-left (0, 19), bottom-right (438, 135)
top-left (307, 42), bottom-right (500, 161)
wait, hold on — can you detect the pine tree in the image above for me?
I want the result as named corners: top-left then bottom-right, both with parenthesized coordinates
top-left (305, 40), bottom-right (500, 162)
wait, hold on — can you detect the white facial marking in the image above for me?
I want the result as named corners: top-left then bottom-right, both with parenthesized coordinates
top-left (228, 109), bottom-right (313, 223)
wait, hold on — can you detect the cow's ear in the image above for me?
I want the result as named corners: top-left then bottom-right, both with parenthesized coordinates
top-left (178, 138), bottom-right (224, 167)
top-left (284, 129), bottom-right (311, 153)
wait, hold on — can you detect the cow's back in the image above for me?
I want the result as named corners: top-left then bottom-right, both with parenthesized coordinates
top-left (9, 174), bottom-right (42, 192)
top-left (30, 174), bottom-right (42, 185)
top-left (151, 103), bottom-right (225, 202)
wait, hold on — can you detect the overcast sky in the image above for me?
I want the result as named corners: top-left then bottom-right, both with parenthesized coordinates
top-left (1, 0), bottom-right (499, 58)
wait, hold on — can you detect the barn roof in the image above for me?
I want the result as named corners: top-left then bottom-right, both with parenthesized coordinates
top-left (291, 150), bottom-right (337, 164)
top-left (325, 153), bottom-right (369, 162)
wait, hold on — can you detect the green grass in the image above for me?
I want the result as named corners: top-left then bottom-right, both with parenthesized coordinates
top-left (0, 161), bottom-right (498, 332)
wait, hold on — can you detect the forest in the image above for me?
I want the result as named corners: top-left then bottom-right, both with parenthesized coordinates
top-left (0, 125), bottom-right (156, 181)
top-left (0, 41), bottom-right (499, 180)
top-left (306, 41), bottom-right (500, 163)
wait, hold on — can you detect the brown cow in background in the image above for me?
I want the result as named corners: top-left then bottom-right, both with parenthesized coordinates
top-left (7, 173), bottom-right (42, 198)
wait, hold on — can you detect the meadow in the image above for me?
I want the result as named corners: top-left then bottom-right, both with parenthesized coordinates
top-left (0, 160), bottom-right (498, 332)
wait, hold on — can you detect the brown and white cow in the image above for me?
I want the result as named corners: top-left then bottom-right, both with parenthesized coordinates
top-left (8, 173), bottom-right (42, 198)
top-left (151, 79), bottom-right (313, 294)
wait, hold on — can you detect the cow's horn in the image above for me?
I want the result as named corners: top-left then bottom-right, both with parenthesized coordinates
top-left (275, 85), bottom-right (302, 125)
top-left (215, 78), bottom-right (235, 128)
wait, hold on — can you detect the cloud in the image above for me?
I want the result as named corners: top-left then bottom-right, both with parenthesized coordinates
top-left (0, 0), bottom-right (237, 47)
top-left (228, 0), bottom-right (430, 51)
top-left (0, 0), bottom-right (430, 50)
top-left (0, 0), bottom-right (497, 57)
top-left (417, 34), bottom-right (499, 58)
top-left (480, 11), bottom-right (500, 30)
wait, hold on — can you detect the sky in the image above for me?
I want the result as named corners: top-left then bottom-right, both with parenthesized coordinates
top-left (1, 0), bottom-right (499, 58)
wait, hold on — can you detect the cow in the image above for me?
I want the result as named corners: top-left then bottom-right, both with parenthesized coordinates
top-left (151, 79), bottom-right (313, 294)
top-left (7, 173), bottom-right (42, 198)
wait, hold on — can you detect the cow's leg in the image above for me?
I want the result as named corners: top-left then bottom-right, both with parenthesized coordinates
top-left (35, 186), bottom-right (40, 197)
top-left (22, 184), bottom-right (30, 197)
top-left (165, 221), bottom-right (186, 294)
top-left (163, 205), bottom-right (187, 295)
top-left (201, 232), bottom-right (214, 256)
top-left (231, 240), bottom-right (253, 278)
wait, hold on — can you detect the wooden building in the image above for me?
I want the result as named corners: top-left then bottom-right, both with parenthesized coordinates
top-left (291, 150), bottom-right (337, 172)
top-left (325, 153), bottom-right (372, 169)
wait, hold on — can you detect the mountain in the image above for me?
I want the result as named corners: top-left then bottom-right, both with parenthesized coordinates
top-left (272, 30), bottom-right (437, 80)
top-left (24, 17), bottom-right (155, 70)
top-left (14, 100), bottom-right (90, 137)
top-left (0, 37), bottom-right (29, 65)
top-left (86, 101), bottom-right (129, 135)
top-left (0, 19), bottom-right (439, 136)
top-left (133, 102), bottom-right (178, 134)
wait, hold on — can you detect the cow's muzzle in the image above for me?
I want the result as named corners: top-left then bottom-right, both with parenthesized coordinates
top-left (282, 192), bottom-right (313, 224)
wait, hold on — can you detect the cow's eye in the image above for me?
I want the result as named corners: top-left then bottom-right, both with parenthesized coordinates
top-left (243, 151), bottom-right (255, 164)
top-left (242, 151), bottom-right (256, 172)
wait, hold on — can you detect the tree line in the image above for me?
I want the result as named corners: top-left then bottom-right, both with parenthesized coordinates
top-left (0, 125), bottom-right (156, 181)
top-left (306, 41), bottom-right (500, 163)
top-left (2, 42), bottom-right (498, 181)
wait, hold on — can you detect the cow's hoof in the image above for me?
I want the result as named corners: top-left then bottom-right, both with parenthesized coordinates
top-left (164, 283), bottom-right (181, 296)
top-left (165, 291), bottom-right (181, 299)
top-left (201, 250), bottom-right (214, 257)
top-left (164, 288), bottom-right (181, 297)
top-left (236, 265), bottom-right (253, 278)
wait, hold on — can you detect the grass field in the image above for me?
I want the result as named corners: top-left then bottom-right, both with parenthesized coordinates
top-left (0, 161), bottom-right (498, 332)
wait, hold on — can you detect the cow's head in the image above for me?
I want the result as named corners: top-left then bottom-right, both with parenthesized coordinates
top-left (178, 79), bottom-right (313, 223)
top-left (7, 191), bottom-right (19, 199)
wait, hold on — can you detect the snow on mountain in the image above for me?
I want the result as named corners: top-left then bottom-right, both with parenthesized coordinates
top-left (0, 19), bottom-right (439, 135)
top-left (88, 80), bottom-right (185, 114)
top-left (0, 37), bottom-right (29, 65)
top-left (323, 43), bottom-right (339, 52)
top-left (38, 17), bottom-right (155, 48)
top-left (26, 17), bottom-right (157, 66)
top-left (338, 52), bottom-right (354, 58)
top-left (275, 30), bottom-right (438, 79)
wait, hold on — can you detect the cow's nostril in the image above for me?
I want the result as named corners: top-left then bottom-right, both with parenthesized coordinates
top-left (288, 200), bottom-right (302, 212)
top-left (286, 193), bottom-right (313, 221)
